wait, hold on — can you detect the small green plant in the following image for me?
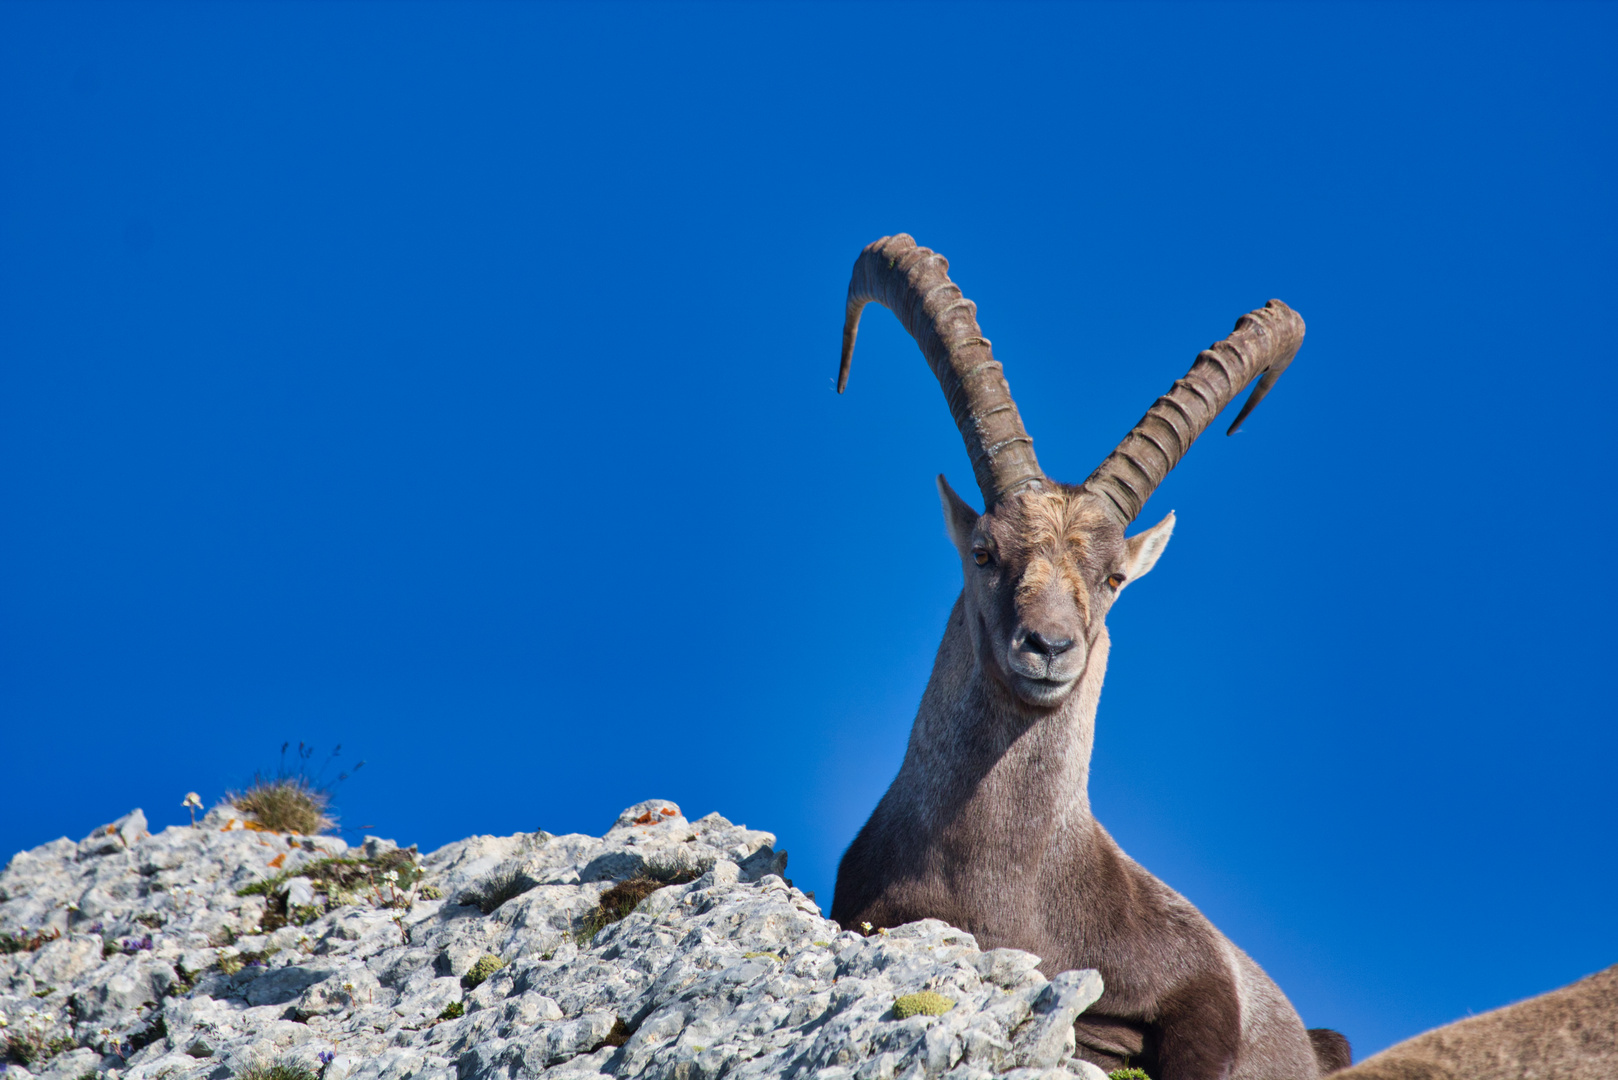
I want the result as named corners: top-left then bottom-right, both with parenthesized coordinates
top-left (1109, 1070), bottom-right (1152, 1080)
top-left (461, 954), bottom-right (505, 991)
top-left (227, 742), bottom-right (365, 835)
top-left (124, 1016), bottom-right (168, 1057)
top-left (240, 847), bottom-right (422, 932)
top-left (435, 1001), bottom-right (465, 1021)
top-left (168, 964), bottom-right (198, 997)
top-left (0, 927), bottom-right (60, 955)
top-left (214, 946), bottom-right (277, 977)
top-left (236, 1061), bottom-right (320, 1080)
top-left (741, 951), bottom-right (781, 962)
top-left (3, 1007), bottom-right (74, 1066)
top-left (458, 864), bottom-right (538, 915)
top-left (892, 992), bottom-right (954, 1019)
top-left (575, 863), bottom-right (702, 943)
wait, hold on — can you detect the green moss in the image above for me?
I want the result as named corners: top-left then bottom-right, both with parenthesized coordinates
top-left (461, 954), bottom-right (505, 991)
top-left (1108, 1070), bottom-right (1152, 1080)
top-left (741, 952), bottom-right (781, 962)
top-left (892, 992), bottom-right (954, 1019)
top-left (435, 1001), bottom-right (464, 1021)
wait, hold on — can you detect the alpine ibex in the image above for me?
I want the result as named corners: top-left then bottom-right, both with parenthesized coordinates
top-left (829, 235), bottom-right (1348, 1079)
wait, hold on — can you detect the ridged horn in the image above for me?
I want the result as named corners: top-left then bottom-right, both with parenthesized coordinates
top-left (839, 235), bottom-right (1043, 508)
top-left (1081, 299), bottom-right (1305, 525)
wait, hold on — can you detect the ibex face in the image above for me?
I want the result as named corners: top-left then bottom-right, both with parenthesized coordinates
top-left (938, 479), bottom-right (1176, 708)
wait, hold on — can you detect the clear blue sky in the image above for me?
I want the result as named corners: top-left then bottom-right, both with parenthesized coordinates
top-left (3, 0), bottom-right (1614, 1061)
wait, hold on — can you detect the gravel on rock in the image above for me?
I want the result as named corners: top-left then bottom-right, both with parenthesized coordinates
top-left (1, 800), bottom-right (1109, 1080)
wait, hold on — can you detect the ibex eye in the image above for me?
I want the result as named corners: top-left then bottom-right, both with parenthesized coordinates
top-left (973, 549), bottom-right (991, 567)
top-left (1106, 573), bottom-right (1126, 590)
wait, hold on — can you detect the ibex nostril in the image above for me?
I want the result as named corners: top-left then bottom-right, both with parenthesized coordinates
top-left (1026, 631), bottom-right (1074, 656)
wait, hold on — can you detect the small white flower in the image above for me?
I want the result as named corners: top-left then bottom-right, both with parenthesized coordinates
top-left (381, 870), bottom-right (399, 883)
top-left (182, 792), bottom-right (203, 809)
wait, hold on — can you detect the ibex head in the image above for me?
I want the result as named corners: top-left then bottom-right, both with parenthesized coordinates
top-left (936, 478), bottom-right (1173, 707)
top-left (839, 234), bottom-right (1304, 709)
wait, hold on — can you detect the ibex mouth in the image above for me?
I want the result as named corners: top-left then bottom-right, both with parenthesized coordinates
top-left (1006, 670), bottom-right (1079, 708)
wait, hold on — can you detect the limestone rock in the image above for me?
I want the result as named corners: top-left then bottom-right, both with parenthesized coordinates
top-left (0, 801), bottom-right (1108, 1080)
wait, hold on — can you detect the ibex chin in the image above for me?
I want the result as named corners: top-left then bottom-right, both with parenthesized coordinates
top-left (829, 235), bottom-right (1348, 1079)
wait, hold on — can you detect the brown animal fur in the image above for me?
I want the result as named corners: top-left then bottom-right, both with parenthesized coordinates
top-left (1330, 964), bottom-right (1618, 1080)
top-left (833, 481), bottom-right (1344, 1080)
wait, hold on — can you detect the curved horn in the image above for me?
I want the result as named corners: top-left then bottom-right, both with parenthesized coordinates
top-left (839, 234), bottom-right (1043, 508)
top-left (1081, 299), bottom-right (1306, 525)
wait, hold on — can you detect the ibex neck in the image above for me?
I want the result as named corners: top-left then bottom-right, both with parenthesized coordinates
top-left (896, 595), bottom-right (1108, 836)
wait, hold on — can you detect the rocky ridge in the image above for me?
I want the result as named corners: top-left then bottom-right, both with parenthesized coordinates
top-left (1, 800), bottom-right (1110, 1080)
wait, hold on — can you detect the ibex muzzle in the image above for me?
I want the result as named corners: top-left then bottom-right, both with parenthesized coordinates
top-left (831, 235), bottom-right (1341, 1080)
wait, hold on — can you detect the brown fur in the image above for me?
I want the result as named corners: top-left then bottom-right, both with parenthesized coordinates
top-left (1331, 964), bottom-right (1618, 1080)
top-left (833, 481), bottom-right (1343, 1080)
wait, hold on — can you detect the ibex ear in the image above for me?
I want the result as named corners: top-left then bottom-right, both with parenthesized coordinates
top-left (937, 474), bottom-right (980, 558)
top-left (1121, 511), bottom-right (1175, 588)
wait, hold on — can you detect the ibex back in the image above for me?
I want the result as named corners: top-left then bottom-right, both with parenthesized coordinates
top-left (829, 235), bottom-right (1348, 1080)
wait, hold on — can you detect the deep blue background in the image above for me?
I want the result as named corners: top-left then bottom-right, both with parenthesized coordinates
top-left (3, 0), bottom-right (1614, 1060)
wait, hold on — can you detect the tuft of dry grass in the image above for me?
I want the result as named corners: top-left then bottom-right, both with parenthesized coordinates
top-left (459, 863), bottom-right (538, 915)
top-left (229, 776), bottom-right (334, 835)
top-left (236, 1061), bottom-right (319, 1080)
top-left (576, 863), bottom-right (703, 943)
top-left (227, 741), bottom-right (364, 836)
